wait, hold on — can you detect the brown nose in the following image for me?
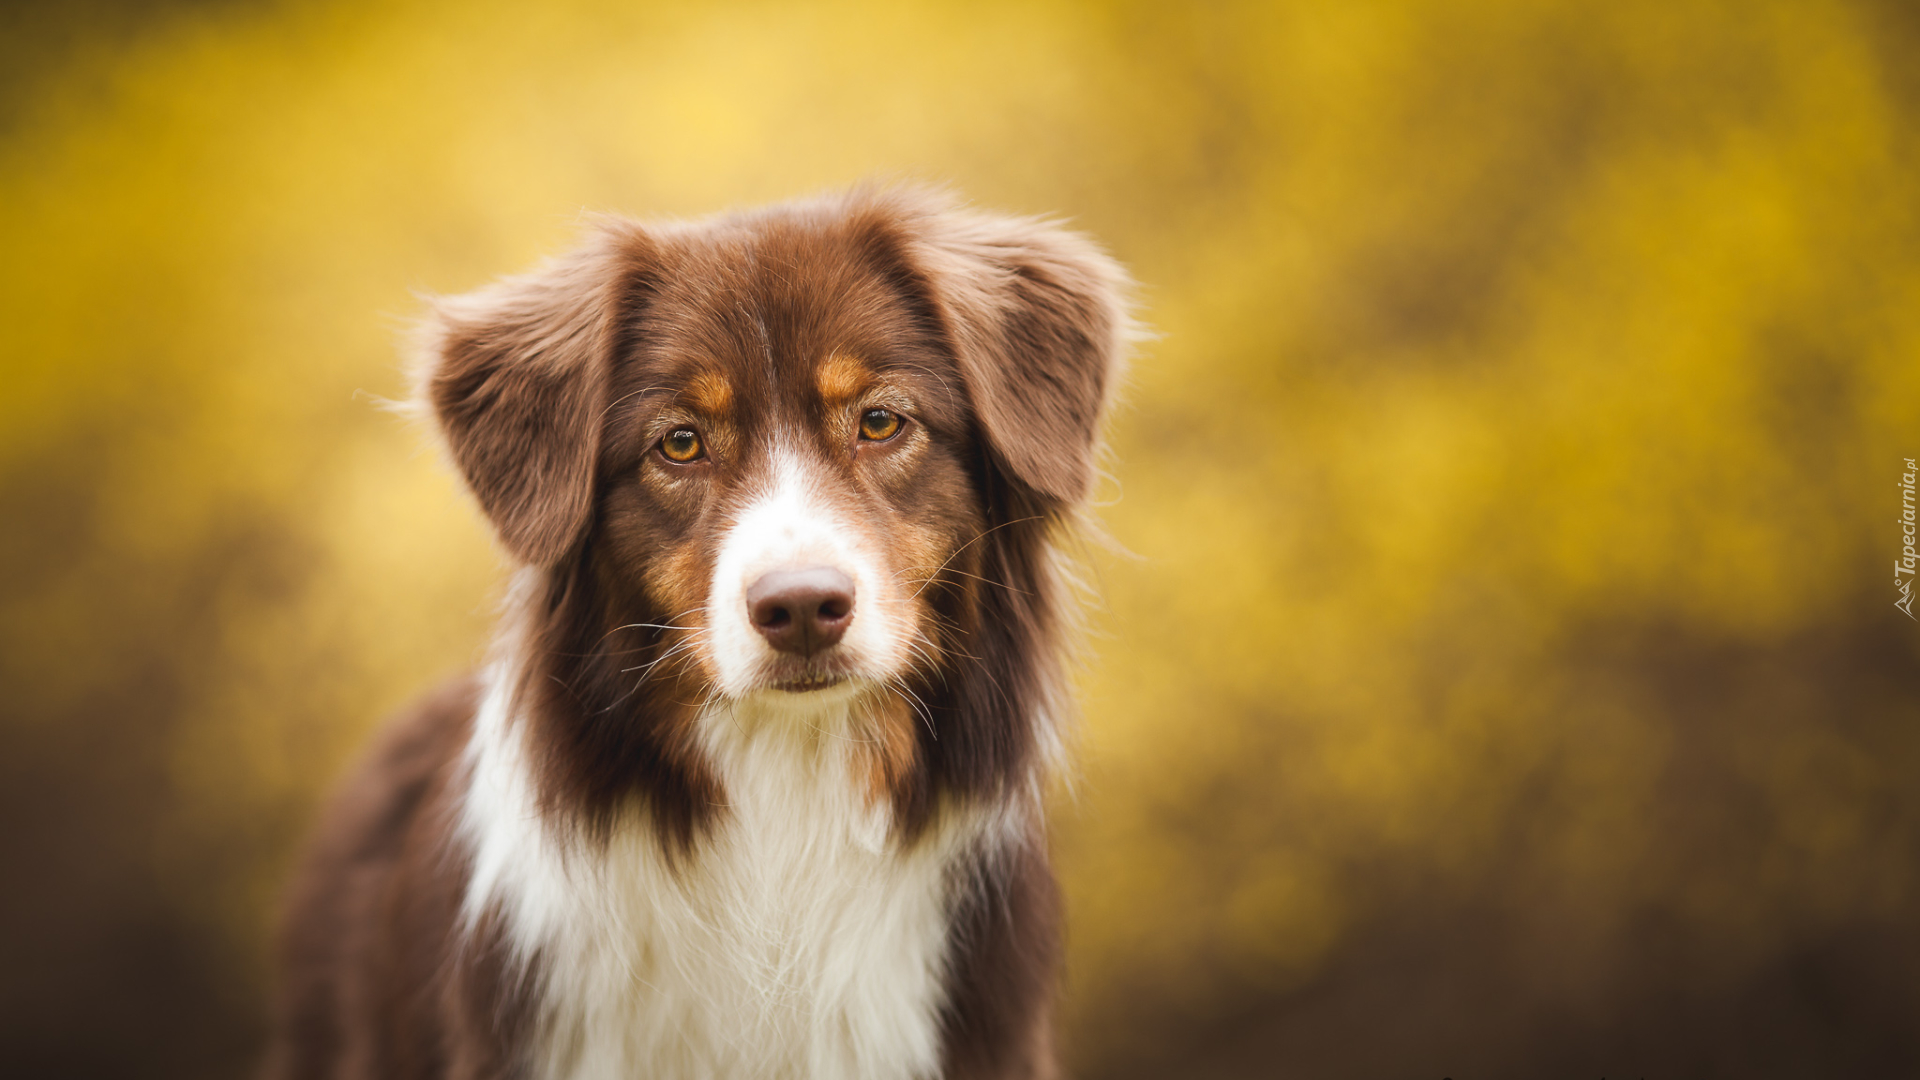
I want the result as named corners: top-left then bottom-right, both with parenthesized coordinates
top-left (746, 567), bottom-right (855, 657)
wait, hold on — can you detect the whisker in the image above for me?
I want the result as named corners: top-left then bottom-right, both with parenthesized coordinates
top-left (600, 628), bottom-right (713, 711)
top-left (905, 516), bottom-right (1044, 601)
top-left (897, 567), bottom-right (1030, 597)
top-left (596, 384), bottom-right (676, 422)
top-left (591, 606), bottom-right (706, 649)
top-left (912, 608), bottom-right (979, 659)
top-left (901, 638), bottom-right (956, 681)
top-left (888, 679), bottom-right (938, 740)
top-left (619, 638), bottom-right (697, 676)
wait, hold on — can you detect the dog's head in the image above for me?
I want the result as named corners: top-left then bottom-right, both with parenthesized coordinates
top-left (421, 188), bottom-right (1128, 842)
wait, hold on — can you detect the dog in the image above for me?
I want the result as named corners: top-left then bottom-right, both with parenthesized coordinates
top-left (264, 186), bottom-right (1130, 1080)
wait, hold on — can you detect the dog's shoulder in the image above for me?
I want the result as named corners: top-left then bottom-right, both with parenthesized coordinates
top-left (307, 674), bottom-right (480, 868)
top-left (265, 675), bottom-right (523, 1080)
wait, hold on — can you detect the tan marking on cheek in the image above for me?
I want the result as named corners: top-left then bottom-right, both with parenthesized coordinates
top-left (654, 675), bottom-right (724, 805)
top-left (891, 518), bottom-right (952, 601)
top-left (648, 547), bottom-right (707, 613)
top-left (859, 691), bottom-right (920, 809)
top-left (648, 547), bottom-right (720, 679)
top-left (684, 372), bottom-right (735, 417)
top-left (815, 353), bottom-right (872, 407)
top-left (902, 520), bottom-right (946, 573)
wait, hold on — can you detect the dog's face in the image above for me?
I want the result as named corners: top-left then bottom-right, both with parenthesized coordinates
top-left (424, 190), bottom-right (1126, 838)
top-left (595, 233), bottom-right (981, 707)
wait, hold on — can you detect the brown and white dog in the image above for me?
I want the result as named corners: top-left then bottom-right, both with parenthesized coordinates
top-left (264, 187), bottom-right (1129, 1080)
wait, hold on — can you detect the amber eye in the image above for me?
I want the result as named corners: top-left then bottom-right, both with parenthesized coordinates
top-left (858, 408), bottom-right (903, 442)
top-left (660, 428), bottom-right (705, 463)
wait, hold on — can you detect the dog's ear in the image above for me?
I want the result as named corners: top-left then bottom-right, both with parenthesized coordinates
top-left (419, 223), bottom-right (656, 566)
top-left (899, 201), bottom-right (1131, 506)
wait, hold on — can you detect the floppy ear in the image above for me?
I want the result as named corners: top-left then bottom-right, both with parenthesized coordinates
top-left (418, 223), bottom-right (655, 566)
top-left (903, 202), bottom-right (1131, 506)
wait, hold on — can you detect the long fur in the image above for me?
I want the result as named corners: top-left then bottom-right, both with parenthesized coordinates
top-left (265, 186), bottom-right (1131, 1080)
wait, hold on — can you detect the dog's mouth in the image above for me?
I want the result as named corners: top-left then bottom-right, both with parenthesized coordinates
top-left (761, 654), bottom-right (860, 694)
top-left (772, 672), bottom-right (848, 693)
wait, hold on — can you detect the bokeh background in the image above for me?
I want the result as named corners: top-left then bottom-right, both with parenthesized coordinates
top-left (5, 0), bottom-right (1919, 1076)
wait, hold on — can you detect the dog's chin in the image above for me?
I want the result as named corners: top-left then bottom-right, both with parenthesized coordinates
top-left (745, 649), bottom-right (860, 692)
top-left (729, 657), bottom-right (884, 712)
top-left (772, 672), bottom-right (851, 693)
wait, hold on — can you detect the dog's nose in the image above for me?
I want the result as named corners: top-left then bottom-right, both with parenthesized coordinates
top-left (746, 567), bottom-right (855, 657)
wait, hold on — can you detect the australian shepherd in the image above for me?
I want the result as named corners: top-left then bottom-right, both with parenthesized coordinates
top-left (264, 187), bottom-right (1130, 1080)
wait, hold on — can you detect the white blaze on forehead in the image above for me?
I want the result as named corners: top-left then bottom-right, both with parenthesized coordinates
top-left (706, 443), bottom-right (906, 697)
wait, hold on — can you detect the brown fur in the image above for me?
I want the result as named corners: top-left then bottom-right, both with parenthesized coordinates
top-left (265, 678), bottom-right (532, 1079)
top-left (267, 186), bottom-right (1129, 1079)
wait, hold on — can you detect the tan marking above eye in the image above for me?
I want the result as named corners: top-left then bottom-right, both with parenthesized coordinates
top-left (683, 373), bottom-right (734, 417)
top-left (858, 408), bottom-right (903, 442)
top-left (816, 354), bottom-right (871, 405)
top-left (661, 428), bottom-right (705, 463)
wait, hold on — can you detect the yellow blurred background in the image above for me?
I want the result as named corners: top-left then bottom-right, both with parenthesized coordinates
top-left (4, 0), bottom-right (1919, 1076)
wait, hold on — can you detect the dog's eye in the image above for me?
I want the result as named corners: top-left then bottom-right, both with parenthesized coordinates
top-left (858, 408), bottom-right (903, 442)
top-left (660, 428), bottom-right (705, 463)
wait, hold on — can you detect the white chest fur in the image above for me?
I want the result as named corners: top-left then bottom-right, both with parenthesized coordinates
top-left (459, 674), bottom-right (979, 1080)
